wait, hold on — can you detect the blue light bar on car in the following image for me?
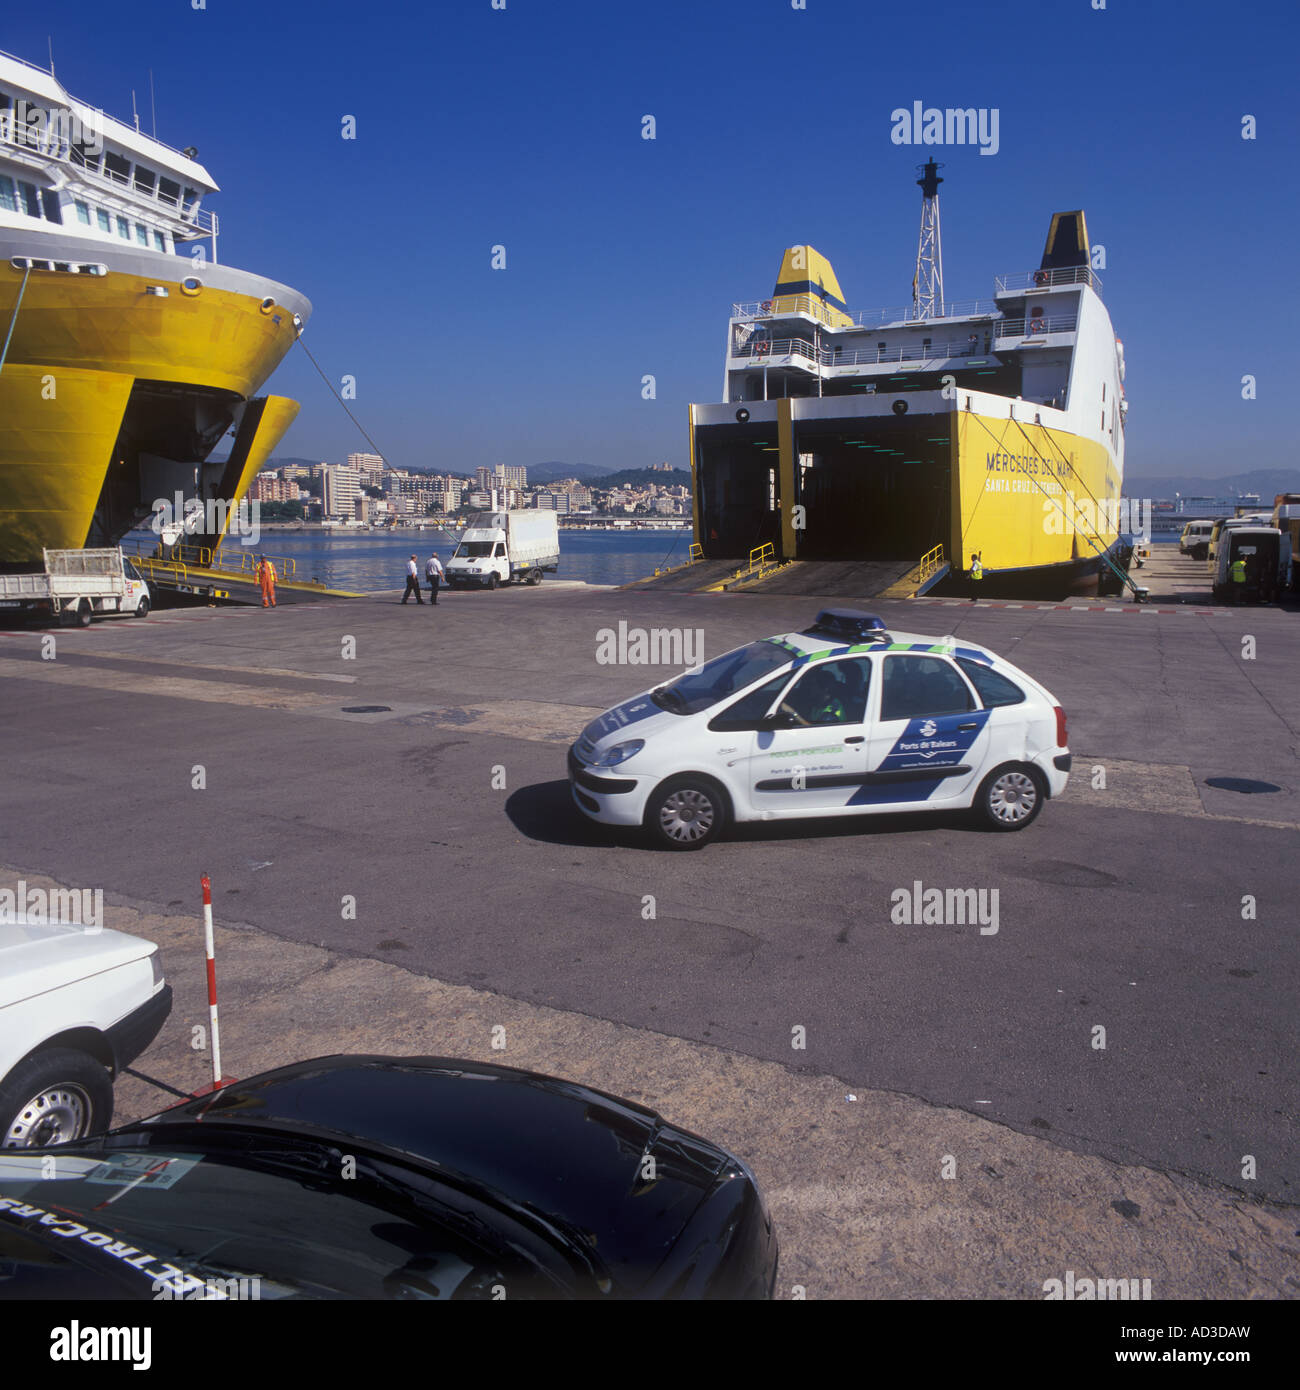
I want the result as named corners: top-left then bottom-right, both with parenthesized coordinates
top-left (803, 609), bottom-right (890, 643)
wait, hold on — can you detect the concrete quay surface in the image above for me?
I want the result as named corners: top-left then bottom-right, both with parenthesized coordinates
top-left (0, 579), bottom-right (1297, 1299)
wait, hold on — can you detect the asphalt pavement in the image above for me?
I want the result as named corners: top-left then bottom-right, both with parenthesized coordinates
top-left (0, 577), bottom-right (1296, 1296)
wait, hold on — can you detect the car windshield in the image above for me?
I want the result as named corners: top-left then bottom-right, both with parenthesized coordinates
top-left (0, 1137), bottom-right (571, 1300)
top-left (455, 542), bottom-right (493, 558)
top-left (652, 640), bottom-right (792, 716)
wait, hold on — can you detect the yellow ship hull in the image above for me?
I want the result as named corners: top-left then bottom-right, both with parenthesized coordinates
top-left (954, 410), bottom-right (1121, 582)
top-left (0, 251), bottom-right (307, 562)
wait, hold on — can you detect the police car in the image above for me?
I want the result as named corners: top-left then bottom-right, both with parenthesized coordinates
top-left (568, 609), bottom-right (1071, 849)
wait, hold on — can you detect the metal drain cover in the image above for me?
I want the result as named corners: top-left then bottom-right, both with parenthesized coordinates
top-left (342, 705), bottom-right (392, 714)
top-left (1204, 777), bottom-right (1281, 795)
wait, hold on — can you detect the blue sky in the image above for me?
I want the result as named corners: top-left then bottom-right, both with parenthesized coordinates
top-left (8, 0), bottom-right (1298, 483)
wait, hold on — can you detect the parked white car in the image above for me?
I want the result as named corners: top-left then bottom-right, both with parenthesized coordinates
top-left (0, 918), bottom-right (172, 1146)
top-left (569, 609), bottom-right (1071, 849)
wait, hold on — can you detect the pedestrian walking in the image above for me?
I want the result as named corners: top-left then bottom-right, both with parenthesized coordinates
top-left (425, 551), bottom-right (444, 604)
top-left (256, 555), bottom-right (277, 608)
top-left (402, 554), bottom-right (424, 604)
top-left (970, 551), bottom-right (984, 582)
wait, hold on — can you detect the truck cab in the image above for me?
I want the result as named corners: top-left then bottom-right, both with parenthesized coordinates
top-left (446, 511), bottom-right (560, 590)
top-left (448, 524), bottom-right (511, 589)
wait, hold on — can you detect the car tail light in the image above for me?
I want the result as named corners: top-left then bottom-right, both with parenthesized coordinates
top-left (1054, 705), bottom-right (1067, 748)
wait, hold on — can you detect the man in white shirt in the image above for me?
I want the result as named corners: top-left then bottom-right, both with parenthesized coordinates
top-left (402, 554), bottom-right (423, 604)
top-left (425, 551), bottom-right (445, 604)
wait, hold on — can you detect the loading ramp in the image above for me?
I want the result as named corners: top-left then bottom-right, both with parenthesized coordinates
top-left (124, 541), bottom-right (360, 605)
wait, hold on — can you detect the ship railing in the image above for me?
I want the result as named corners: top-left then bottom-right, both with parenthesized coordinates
top-left (734, 326), bottom-right (1077, 367)
top-left (125, 537), bottom-right (296, 580)
top-left (0, 114), bottom-right (215, 236)
top-left (732, 296), bottom-right (1001, 327)
top-left (735, 336), bottom-right (822, 365)
top-left (995, 265), bottom-right (1102, 295)
top-left (0, 48), bottom-right (213, 165)
top-left (995, 314), bottom-right (1077, 339)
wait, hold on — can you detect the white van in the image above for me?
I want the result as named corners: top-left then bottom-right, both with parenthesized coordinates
top-left (1178, 520), bottom-right (1214, 559)
top-left (569, 609), bottom-right (1070, 849)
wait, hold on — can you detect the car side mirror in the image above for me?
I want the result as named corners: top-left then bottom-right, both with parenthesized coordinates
top-left (754, 713), bottom-right (792, 731)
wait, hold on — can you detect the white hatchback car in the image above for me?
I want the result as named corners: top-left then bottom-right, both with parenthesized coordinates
top-left (568, 609), bottom-right (1071, 849)
top-left (0, 917), bottom-right (172, 1147)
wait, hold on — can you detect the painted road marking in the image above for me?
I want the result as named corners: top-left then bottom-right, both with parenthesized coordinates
top-left (0, 656), bottom-right (336, 712)
top-left (80, 652), bottom-right (358, 683)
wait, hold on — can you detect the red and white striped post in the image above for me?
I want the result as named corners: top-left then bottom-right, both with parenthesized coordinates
top-left (198, 874), bottom-right (229, 1092)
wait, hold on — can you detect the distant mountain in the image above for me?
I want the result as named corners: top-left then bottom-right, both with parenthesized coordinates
top-left (582, 467), bottom-right (692, 489)
top-left (528, 461), bottom-right (613, 484)
top-left (1126, 468), bottom-right (1300, 499)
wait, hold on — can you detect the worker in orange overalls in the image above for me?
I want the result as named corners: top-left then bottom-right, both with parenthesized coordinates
top-left (256, 555), bottom-right (277, 608)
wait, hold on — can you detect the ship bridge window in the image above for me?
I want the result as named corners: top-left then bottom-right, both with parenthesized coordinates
top-left (133, 166), bottom-right (156, 195)
top-left (103, 151), bottom-right (131, 187)
top-left (41, 189), bottom-right (62, 223)
top-left (158, 176), bottom-right (181, 209)
top-left (0, 174), bottom-right (15, 213)
top-left (135, 223), bottom-right (149, 246)
top-left (182, 187), bottom-right (199, 218)
top-left (18, 181), bottom-right (40, 217)
top-left (116, 214), bottom-right (130, 239)
top-left (70, 136), bottom-right (101, 170)
top-left (75, 199), bottom-right (91, 224)
top-left (96, 208), bottom-right (111, 233)
top-left (154, 230), bottom-right (167, 252)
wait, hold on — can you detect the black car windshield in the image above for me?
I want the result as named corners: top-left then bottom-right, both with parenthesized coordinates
top-left (652, 640), bottom-right (792, 716)
top-left (0, 1139), bottom-right (570, 1300)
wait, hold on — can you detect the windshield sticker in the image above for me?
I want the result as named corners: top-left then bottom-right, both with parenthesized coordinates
top-left (84, 1155), bottom-right (198, 1192)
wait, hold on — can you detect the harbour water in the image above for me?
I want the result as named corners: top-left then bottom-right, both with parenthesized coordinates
top-left (127, 526), bottom-right (696, 592)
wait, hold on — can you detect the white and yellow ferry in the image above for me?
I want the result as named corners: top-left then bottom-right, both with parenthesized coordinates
top-left (0, 50), bottom-right (308, 563)
top-left (689, 164), bottom-right (1127, 596)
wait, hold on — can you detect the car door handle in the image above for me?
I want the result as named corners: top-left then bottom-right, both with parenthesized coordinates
top-left (844, 736), bottom-right (865, 744)
top-left (957, 722), bottom-right (979, 730)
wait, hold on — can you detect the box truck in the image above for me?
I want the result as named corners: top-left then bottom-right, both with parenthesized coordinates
top-left (446, 511), bottom-right (560, 590)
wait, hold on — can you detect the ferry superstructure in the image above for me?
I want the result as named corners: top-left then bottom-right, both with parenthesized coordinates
top-left (0, 50), bottom-right (309, 563)
top-left (688, 164), bottom-right (1127, 596)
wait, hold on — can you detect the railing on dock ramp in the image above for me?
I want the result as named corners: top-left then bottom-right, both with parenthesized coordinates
top-left (704, 542), bottom-right (787, 591)
top-left (121, 538), bottom-right (353, 599)
top-left (649, 541), bottom-right (704, 579)
top-left (124, 539), bottom-right (299, 581)
top-left (881, 543), bottom-right (949, 599)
